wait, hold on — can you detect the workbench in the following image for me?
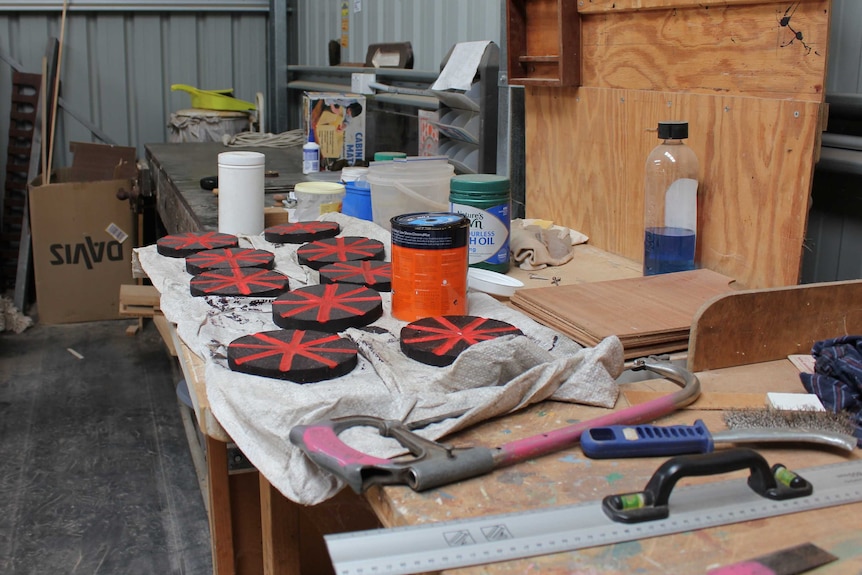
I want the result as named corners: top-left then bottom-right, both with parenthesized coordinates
top-left (146, 142), bottom-right (304, 235)
top-left (363, 280), bottom-right (862, 574)
top-left (145, 142), bottom-right (862, 574)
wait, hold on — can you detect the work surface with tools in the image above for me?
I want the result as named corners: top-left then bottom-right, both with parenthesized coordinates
top-left (143, 143), bottom-right (862, 574)
top-left (146, 141), bottom-right (304, 234)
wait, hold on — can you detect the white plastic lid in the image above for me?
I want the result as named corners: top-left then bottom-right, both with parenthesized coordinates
top-left (467, 268), bottom-right (524, 298)
top-left (218, 151), bottom-right (265, 166)
top-left (294, 181), bottom-right (345, 195)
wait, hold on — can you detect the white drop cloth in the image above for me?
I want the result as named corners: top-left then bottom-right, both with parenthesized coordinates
top-left (135, 213), bottom-right (623, 505)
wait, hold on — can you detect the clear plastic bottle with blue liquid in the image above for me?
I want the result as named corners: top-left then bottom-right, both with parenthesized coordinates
top-left (643, 121), bottom-right (700, 276)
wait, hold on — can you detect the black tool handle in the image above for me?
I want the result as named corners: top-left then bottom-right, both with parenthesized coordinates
top-left (602, 448), bottom-right (813, 523)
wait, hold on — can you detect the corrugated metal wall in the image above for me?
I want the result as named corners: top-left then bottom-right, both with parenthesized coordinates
top-left (826, 0), bottom-right (862, 93)
top-left (803, 1), bottom-right (862, 283)
top-left (0, 1), bottom-right (501, 176)
top-left (0, 8), bottom-right (267, 172)
top-left (293, 0), bottom-right (502, 71)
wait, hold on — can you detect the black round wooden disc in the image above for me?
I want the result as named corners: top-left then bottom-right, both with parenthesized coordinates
top-left (400, 315), bottom-right (524, 367)
top-left (272, 283), bottom-right (382, 332)
top-left (318, 260), bottom-right (392, 292)
top-left (157, 231), bottom-right (238, 258)
top-left (228, 329), bottom-right (358, 383)
top-left (264, 221), bottom-right (340, 244)
top-left (185, 247), bottom-right (275, 274)
top-left (296, 236), bottom-right (385, 270)
top-left (190, 267), bottom-right (289, 297)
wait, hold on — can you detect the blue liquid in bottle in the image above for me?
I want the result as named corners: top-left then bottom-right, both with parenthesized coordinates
top-left (643, 226), bottom-right (696, 275)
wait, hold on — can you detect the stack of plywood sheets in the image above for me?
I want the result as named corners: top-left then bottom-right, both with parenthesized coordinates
top-left (510, 269), bottom-right (736, 358)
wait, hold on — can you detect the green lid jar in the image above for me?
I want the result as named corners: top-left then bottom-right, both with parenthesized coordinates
top-left (449, 174), bottom-right (511, 273)
top-left (373, 151), bottom-right (407, 161)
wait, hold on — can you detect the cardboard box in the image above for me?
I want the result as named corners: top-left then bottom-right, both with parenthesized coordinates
top-left (303, 92), bottom-right (366, 169)
top-left (28, 142), bottom-right (138, 324)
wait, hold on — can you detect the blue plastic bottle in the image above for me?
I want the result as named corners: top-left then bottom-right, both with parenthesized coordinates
top-left (643, 121), bottom-right (700, 276)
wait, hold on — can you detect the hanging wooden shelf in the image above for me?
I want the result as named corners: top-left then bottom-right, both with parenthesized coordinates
top-left (506, 0), bottom-right (580, 87)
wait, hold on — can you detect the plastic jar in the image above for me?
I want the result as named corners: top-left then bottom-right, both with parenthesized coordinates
top-left (293, 181), bottom-right (345, 221)
top-left (341, 166), bottom-right (369, 183)
top-left (341, 180), bottom-right (373, 221)
top-left (390, 212), bottom-right (469, 321)
top-left (217, 151), bottom-right (265, 235)
top-left (366, 159), bottom-right (453, 231)
top-left (449, 174), bottom-right (511, 273)
top-left (373, 151), bottom-right (407, 162)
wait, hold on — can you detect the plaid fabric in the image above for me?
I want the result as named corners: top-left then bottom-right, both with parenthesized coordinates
top-left (799, 335), bottom-right (862, 446)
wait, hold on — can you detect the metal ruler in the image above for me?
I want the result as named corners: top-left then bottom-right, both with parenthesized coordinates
top-left (326, 459), bottom-right (862, 575)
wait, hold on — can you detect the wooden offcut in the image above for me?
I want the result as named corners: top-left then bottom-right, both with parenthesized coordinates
top-left (118, 284), bottom-right (177, 356)
top-left (522, 0), bottom-right (830, 289)
top-left (688, 279), bottom-right (862, 372)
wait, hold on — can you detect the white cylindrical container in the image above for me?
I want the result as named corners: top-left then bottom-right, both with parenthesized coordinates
top-left (294, 181), bottom-right (346, 221)
top-left (218, 151), bottom-right (265, 235)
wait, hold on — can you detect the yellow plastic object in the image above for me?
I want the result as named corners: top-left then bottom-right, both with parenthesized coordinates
top-left (171, 84), bottom-right (256, 112)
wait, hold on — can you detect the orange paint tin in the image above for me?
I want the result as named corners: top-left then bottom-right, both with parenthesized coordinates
top-left (390, 212), bottom-right (469, 322)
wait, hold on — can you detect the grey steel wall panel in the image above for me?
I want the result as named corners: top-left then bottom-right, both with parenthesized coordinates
top-left (294, 0), bottom-right (502, 71)
top-left (0, 1), bottom-right (268, 11)
top-left (827, 0), bottom-right (862, 93)
top-left (0, 10), bottom-right (266, 173)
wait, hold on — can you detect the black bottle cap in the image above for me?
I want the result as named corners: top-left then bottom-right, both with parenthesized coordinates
top-left (657, 121), bottom-right (688, 140)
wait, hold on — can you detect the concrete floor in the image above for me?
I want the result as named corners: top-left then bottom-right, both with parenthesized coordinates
top-left (0, 318), bottom-right (212, 575)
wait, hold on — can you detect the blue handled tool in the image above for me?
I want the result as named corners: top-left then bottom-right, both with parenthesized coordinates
top-left (580, 419), bottom-right (856, 459)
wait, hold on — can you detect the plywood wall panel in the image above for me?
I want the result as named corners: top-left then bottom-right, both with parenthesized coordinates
top-left (522, 0), bottom-right (830, 289)
top-left (579, 2), bottom-right (830, 101)
top-left (525, 87), bottom-right (822, 288)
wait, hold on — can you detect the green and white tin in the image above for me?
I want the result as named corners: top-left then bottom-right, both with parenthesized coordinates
top-left (449, 174), bottom-right (511, 273)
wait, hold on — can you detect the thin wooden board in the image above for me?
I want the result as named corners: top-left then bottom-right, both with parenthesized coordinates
top-left (688, 280), bottom-right (862, 372)
top-left (510, 269), bottom-right (736, 357)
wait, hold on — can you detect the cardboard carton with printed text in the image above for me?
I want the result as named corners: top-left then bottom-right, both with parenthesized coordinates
top-left (28, 142), bottom-right (137, 324)
top-left (303, 92), bottom-right (366, 170)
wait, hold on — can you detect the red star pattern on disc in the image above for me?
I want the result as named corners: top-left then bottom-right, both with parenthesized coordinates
top-left (296, 236), bottom-right (385, 270)
top-left (157, 231), bottom-right (238, 258)
top-left (272, 283), bottom-right (382, 332)
top-left (318, 260), bottom-right (392, 292)
top-left (264, 221), bottom-right (340, 244)
top-left (190, 267), bottom-right (289, 297)
top-left (400, 315), bottom-right (524, 366)
top-left (185, 247), bottom-right (275, 274)
top-left (228, 329), bottom-right (358, 383)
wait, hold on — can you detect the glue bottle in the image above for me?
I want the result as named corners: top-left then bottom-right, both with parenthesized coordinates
top-left (642, 121), bottom-right (700, 276)
top-left (302, 127), bottom-right (320, 174)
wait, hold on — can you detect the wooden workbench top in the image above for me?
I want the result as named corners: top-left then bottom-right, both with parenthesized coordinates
top-left (145, 141), bottom-right (304, 235)
top-left (364, 359), bottom-right (862, 574)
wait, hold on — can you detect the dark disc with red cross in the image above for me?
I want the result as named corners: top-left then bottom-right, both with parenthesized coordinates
top-left (190, 267), bottom-right (289, 297)
top-left (157, 231), bottom-right (239, 258)
top-left (272, 283), bottom-right (382, 332)
top-left (296, 236), bottom-right (385, 270)
top-left (318, 260), bottom-right (392, 292)
top-left (400, 315), bottom-right (524, 367)
top-left (185, 247), bottom-right (275, 274)
top-left (228, 329), bottom-right (358, 383)
top-left (264, 221), bottom-right (341, 244)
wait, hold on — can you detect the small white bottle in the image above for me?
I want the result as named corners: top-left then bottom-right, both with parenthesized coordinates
top-left (302, 127), bottom-right (320, 174)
